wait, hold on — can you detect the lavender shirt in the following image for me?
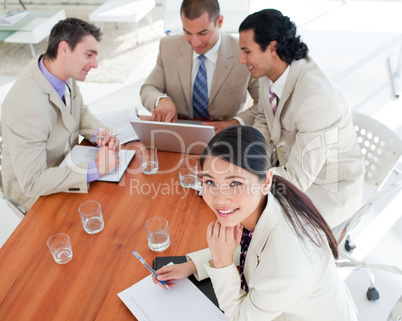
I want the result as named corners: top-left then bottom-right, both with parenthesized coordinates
top-left (39, 57), bottom-right (100, 182)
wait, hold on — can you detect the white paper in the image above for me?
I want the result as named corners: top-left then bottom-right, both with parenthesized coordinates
top-left (118, 274), bottom-right (227, 321)
top-left (95, 109), bottom-right (139, 144)
top-left (59, 145), bottom-right (135, 182)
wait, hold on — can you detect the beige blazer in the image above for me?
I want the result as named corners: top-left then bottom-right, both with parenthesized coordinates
top-left (1, 57), bottom-right (104, 211)
top-left (187, 194), bottom-right (358, 321)
top-left (140, 33), bottom-right (259, 125)
top-left (253, 57), bottom-right (364, 228)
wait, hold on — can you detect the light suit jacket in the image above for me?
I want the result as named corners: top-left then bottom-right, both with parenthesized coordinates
top-left (253, 57), bottom-right (364, 228)
top-left (1, 57), bottom-right (104, 211)
top-left (187, 193), bottom-right (358, 321)
top-left (140, 33), bottom-right (259, 125)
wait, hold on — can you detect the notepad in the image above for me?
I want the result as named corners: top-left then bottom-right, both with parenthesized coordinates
top-left (153, 256), bottom-right (219, 308)
top-left (59, 145), bottom-right (135, 182)
top-left (118, 271), bottom-right (227, 321)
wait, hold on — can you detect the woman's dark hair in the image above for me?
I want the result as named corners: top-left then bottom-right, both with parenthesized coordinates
top-left (45, 18), bottom-right (102, 60)
top-left (200, 126), bottom-right (338, 259)
top-left (239, 9), bottom-right (308, 64)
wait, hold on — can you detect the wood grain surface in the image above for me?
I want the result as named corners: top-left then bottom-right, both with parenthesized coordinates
top-left (0, 142), bottom-right (213, 321)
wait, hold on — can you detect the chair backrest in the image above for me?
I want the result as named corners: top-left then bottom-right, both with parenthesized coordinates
top-left (388, 295), bottom-right (402, 321)
top-left (352, 111), bottom-right (402, 192)
top-left (163, 0), bottom-right (250, 34)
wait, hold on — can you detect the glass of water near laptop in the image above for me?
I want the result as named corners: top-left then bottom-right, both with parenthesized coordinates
top-left (79, 200), bottom-right (104, 234)
top-left (145, 217), bottom-right (170, 252)
top-left (138, 146), bottom-right (159, 175)
top-left (47, 233), bottom-right (73, 264)
top-left (178, 157), bottom-right (198, 189)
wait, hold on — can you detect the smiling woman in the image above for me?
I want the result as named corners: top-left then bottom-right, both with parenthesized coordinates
top-left (152, 125), bottom-right (359, 321)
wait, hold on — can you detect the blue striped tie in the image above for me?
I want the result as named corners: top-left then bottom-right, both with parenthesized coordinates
top-left (193, 55), bottom-right (210, 119)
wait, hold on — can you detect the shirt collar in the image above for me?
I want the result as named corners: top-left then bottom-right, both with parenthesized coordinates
top-left (270, 64), bottom-right (290, 100)
top-left (192, 30), bottom-right (221, 64)
top-left (39, 56), bottom-right (66, 99)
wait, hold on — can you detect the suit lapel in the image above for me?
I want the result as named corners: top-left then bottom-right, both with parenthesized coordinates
top-left (177, 40), bottom-right (193, 108)
top-left (209, 33), bottom-right (234, 104)
top-left (249, 193), bottom-right (281, 258)
top-left (50, 85), bottom-right (77, 133)
top-left (33, 64), bottom-right (78, 134)
top-left (271, 60), bottom-right (302, 142)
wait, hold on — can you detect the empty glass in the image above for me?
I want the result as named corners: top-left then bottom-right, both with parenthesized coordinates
top-left (47, 233), bottom-right (73, 264)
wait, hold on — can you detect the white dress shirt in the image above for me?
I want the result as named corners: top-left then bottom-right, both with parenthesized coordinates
top-left (270, 65), bottom-right (290, 102)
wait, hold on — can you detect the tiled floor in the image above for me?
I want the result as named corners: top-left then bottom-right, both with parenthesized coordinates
top-left (0, 1), bottom-right (401, 320)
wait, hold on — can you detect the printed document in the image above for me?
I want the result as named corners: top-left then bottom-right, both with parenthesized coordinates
top-left (118, 273), bottom-right (227, 321)
top-left (95, 108), bottom-right (139, 143)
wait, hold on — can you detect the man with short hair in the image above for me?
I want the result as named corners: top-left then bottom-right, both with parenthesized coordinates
top-left (140, 0), bottom-right (259, 133)
top-left (239, 9), bottom-right (364, 229)
top-left (1, 18), bottom-right (120, 211)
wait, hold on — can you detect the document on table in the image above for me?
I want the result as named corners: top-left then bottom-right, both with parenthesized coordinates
top-left (59, 145), bottom-right (135, 182)
top-left (95, 108), bottom-right (139, 144)
top-left (118, 273), bottom-right (227, 321)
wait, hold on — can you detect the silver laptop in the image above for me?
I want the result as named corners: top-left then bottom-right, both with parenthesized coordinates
top-left (130, 119), bottom-right (215, 154)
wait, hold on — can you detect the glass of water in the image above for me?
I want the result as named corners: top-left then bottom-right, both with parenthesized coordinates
top-left (178, 157), bottom-right (198, 188)
top-left (79, 200), bottom-right (104, 234)
top-left (138, 146), bottom-right (159, 175)
top-left (47, 233), bottom-right (73, 264)
top-left (145, 217), bottom-right (170, 252)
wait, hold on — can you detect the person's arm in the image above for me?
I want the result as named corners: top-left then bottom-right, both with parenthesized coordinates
top-left (5, 104), bottom-right (89, 198)
top-left (232, 76), bottom-right (260, 126)
top-left (140, 40), bottom-right (179, 122)
top-left (91, 128), bottom-right (120, 151)
top-left (202, 119), bottom-right (240, 134)
top-left (151, 97), bottom-right (178, 122)
top-left (76, 90), bottom-right (120, 181)
top-left (154, 235), bottom-right (242, 289)
top-left (202, 76), bottom-right (260, 133)
top-left (204, 224), bottom-right (312, 321)
top-left (152, 260), bottom-right (197, 289)
top-left (206, 264), bottom-right (306, 321)
top-left (274, 93), bottom-right (342, 193)
top-left (140, 40), bottom-right (171, 112)
top-left (152, 248), bottom-right (212, 289)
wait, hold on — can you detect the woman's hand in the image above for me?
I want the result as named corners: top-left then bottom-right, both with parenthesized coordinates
top-left (207, 220), bottom-right (242, 268)
top-left (152, 261), bottom-right (197, 289)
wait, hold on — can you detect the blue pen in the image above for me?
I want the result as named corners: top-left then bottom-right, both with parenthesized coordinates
top-left (132, 250), bottom-right (170, 289)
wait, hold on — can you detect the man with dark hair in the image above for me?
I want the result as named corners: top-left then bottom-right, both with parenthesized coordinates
top-left (1, 18), bottom-right (120, 211)
top-left (140, 0), bottom-right (259, 133)
top-left (239, 9), bottom-right (364, 229)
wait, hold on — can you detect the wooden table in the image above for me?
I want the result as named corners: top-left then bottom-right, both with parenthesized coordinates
top-left (0, 143), bottom-right (213, 321)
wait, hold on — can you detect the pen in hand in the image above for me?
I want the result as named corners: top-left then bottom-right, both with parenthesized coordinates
top-left (132, 250), bottom-right (170, 289)
top-left (89, 132), bottom-right (117, 143)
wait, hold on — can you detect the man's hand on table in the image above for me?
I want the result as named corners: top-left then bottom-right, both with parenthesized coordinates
top-left (151, 98), bottom-right (178, 122)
